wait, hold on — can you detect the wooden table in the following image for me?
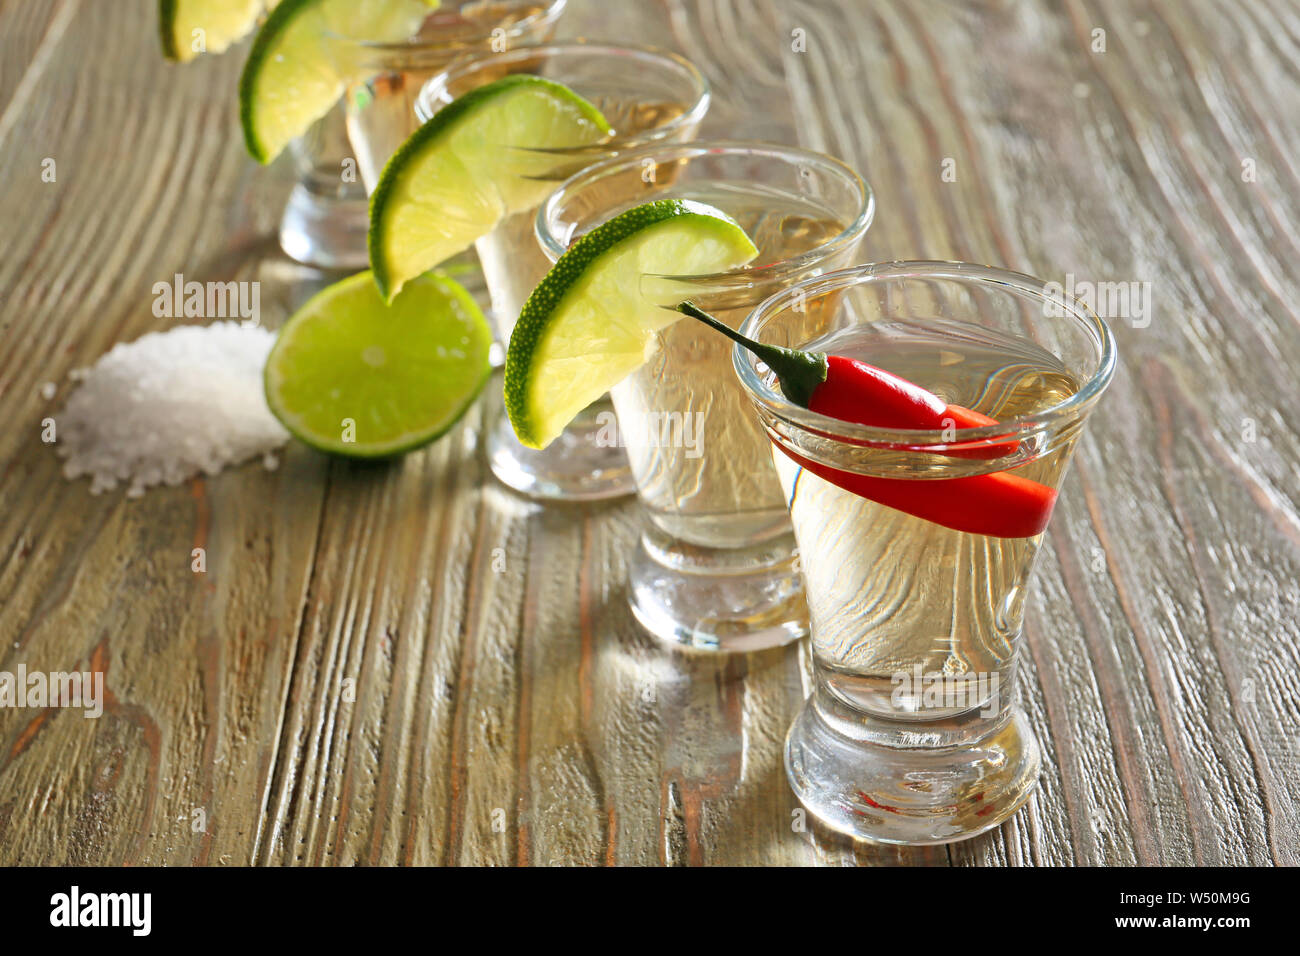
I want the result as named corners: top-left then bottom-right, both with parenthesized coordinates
top-left (1, 0), bottom-right (1296, 866)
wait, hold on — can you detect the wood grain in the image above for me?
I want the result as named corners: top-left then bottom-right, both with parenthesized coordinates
top-left (0, 0), bottom-right (1296, 866)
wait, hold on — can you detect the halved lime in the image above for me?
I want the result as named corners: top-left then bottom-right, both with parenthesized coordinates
top-left (504, 200), bottom-right (759, 449)
top-left (368, 75), bottom-right (610, 302)
top-left (239, 0), bottom-right (438, 164)
top-left (265, 270), bottom-right (491, 457)
top-left (161, 0), bottom-right (271, 62)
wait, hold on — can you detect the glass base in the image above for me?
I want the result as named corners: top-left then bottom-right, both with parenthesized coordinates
top-left (278, 182), bottom-right (370, 270)
top-left (785, 687), bottom-right (1041, 845)
top-left (628, 526), bottom-right (808, 653)
top-left (487, 401), bottom-right (636, 501)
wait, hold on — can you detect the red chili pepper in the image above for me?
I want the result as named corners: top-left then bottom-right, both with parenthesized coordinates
top-left (776, 445), bottom-right (1057, 538)
top-left (810, 356), bottom-right (1018, 459)
top-left (676, 302), bottom-right (1051, 538)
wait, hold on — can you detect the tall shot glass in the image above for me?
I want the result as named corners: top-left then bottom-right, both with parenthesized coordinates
top-left (419, 42), bottom-right (711, 500)
top-left (281, 0), bottom-right (566, 269)
top-left (538, 143), bottom-right (874, 650)
top-left (336, 1), bottom-right (567, 192)
top-left (735, 262), bottom-right (1117, 843)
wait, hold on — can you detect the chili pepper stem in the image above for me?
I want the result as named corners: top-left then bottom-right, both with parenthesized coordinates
top-left (676, 301), bottom-right (827, 407)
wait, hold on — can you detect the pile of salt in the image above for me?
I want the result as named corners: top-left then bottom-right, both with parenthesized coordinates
top-left (53, 322), bottom-right (289, 497)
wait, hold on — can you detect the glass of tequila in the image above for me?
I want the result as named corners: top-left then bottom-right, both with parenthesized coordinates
top-left (735, 261), bottom-right (1117, 843)
top-left (418, 42), bottom-right (711, 500)
top-left (538, 142), bottom-right (873, 650)
top-left (281, 0), bottom-right (566, 268)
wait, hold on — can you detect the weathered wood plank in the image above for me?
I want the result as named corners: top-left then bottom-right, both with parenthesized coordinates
top-left (0, 0), bottom-right (1296, 866)
top-left (0, 0), bottom-right (317, 867)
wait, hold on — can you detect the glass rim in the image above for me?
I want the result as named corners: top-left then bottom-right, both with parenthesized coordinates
top-left (323, 0), bottom-right (567, 51)
top-left (535, 140), bottom-right (875, 281)
top-left (415, 39), bottom-right (711, 131)
top-left (734, 260), bottom-right (1118, 447)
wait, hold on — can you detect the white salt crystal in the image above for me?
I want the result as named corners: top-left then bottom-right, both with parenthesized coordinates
top-left (54, 322), bottom-right (289, 497)
top-left (39, 381), bottom-right (56, 400)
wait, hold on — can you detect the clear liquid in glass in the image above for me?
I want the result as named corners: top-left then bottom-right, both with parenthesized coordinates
top-left (343, 2), bottom-right (557, 191)
top-left (610, 184), bottom-right (850, 549)
top-left (475, 98), bottom-right (692, 334)
top-left (772, 318), bottom-right (1081, 721)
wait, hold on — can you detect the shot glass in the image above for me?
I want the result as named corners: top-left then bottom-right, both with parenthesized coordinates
top-left (418, 42), bottom-right (711, 500)
top-left (538, 142), bottom-right (874, 650)
top-left (281, 0), bottom-right (566, 269)
top-left (734, 261), bottom-right (1117, 843)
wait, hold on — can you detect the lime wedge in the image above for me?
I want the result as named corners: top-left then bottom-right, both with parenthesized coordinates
top-left (161, 0), bottom-right (272, 62)
top-left (368, 75), bottom-right (610, 302)
top-left (265, 270), bottom-right (491, 457)
top-left (504, 200), bottom-right (759, 449)
top-left (239, 0), bottom-right (439, 164)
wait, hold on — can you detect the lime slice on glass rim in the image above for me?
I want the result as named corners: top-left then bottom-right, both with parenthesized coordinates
top-left (503, 199), bottom-right (759, 450)
top-left (239, 0), bottom-right (440, 164)
top-left (265, 270), bottom-right (491, 457)
top-left (160, 0), bottom-right (273, 62)
top-left (368, 74), bottom-right (611, 302)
